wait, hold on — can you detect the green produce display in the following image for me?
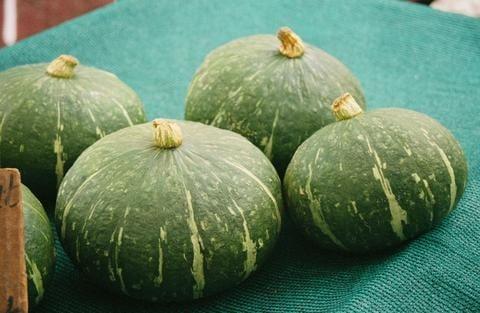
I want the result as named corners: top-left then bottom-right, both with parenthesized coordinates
top-left (284, 94), bottom-right (468, 253)
top-left (55, 119), bottom-right (283, 302)
top-left (0, 55), bottom-right (147, 204)
top-left (185, 27), bottom-right (365, 176)
top-left (22, 184), bottom-right (56, 307)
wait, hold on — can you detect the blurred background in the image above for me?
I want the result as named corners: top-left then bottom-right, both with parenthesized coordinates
top-left (0, 0), bottom-right (479, 48)
top-left (0, 0), bottom-right (113, 47)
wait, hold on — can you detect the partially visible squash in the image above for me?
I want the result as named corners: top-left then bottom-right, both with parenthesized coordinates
top-left (22, 184), bottom-right (56, 306)
top-left (185, 27), bottom-right (365, 176)
top-left (0, 55), bottom-right (146, 204)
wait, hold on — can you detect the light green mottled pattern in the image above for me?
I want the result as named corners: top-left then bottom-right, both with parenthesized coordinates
top-left (55, 120), bottom-right (282, 302)
top-left (22, 185), bottom-right (56, 306)
top-left (25, 254), bottom-right (44, 304)
top-left (185, 34), bottom-right (365, 176)
top-left (0, 63), bottom-right (147, 205)
top-left (284, 108), bottom-right (467, 253)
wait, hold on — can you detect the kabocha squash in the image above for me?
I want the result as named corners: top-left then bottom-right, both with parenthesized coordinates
top-left (284, 94), bottom-right (467, 253)
top-left (185, 27), bottom-right (366, 176)
top-left (22, 184), bottom-right (56, 306)
top-left (0, 55), bottom-right (146, 204)
top-left (55, 119), bottom-right (282, 302)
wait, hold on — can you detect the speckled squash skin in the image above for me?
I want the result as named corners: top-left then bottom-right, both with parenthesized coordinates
top-left (185, 28), bottom-right (366, 176)
top-left (22, 184), bottom-right (56, 307)
top-left (55, 120), bottom-right (282, 302)
top-left (0, 56), bottom-right (146, 205)
top-left (284, 103), bottom-right (467, 253)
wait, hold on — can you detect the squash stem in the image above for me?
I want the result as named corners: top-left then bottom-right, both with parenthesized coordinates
top-left (277, 27), bottom-right (305, 58)
top-left (46, 55), bottom-right (79, 78)
top-left (332, 93), bottom-right (364, 121)
top-left (153, 120), bottom-right (183, 149)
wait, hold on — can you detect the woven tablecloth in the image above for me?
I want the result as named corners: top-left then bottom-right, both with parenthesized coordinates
top-left (0, 0), bottom-right (479, 311)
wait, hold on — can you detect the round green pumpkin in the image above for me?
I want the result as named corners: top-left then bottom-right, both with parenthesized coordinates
top-left (185, 27), bottom-right (366, 176)
top-left (55, 119), bottom-right (282, 302)
top-left (284, 94), bottom-right (468, 253)
top-left (0, 55), bottom-right (146, 205)
top-left (22, 184), bottom-right (56, 306)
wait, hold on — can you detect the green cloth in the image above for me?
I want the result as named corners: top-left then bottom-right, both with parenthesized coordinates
top-left (1, 0), bottom-right (479, 311)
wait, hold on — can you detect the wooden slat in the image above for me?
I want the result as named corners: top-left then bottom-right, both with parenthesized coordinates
top-left (0, 169), bottom-right (28, 313)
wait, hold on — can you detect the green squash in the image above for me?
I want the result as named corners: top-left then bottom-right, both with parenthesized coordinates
top-left (284, 94), bottom-right (468, 253)
top-left (22, 184), bottom-right (56, 306)
top-left (0, 55), bottom-right (147, 205)
top-left (185, 27), bottom-right (366, 176)
top-left (55, 119), bottom-right (282, 302)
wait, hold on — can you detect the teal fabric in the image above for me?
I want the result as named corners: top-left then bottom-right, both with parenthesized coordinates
top-left (1, 0), bottom-right (479, 311)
